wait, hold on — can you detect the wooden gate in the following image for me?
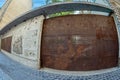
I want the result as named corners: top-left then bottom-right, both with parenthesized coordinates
top-left (41, 14), bottom-right (118, 71)
top-left (1, 36), bottom-right (12, 53)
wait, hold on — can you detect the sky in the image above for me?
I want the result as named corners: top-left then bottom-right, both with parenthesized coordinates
top-left (0, 0), bottom-right (109, 9)
top-left (0, 0), bottom-right (46, 8)
top-left (32, 0), bottom-right (46, 8)
top-left (0, 0), bottom-right (5, 8)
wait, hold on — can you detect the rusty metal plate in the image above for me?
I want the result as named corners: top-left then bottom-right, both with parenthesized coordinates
top-left (1, 36), bottom-right (12, 53)
top-left (41, 14), bottom-right (118, 71)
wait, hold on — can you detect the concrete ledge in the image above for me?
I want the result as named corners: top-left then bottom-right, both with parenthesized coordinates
top-left (40, 67), bottom-right (119, 76)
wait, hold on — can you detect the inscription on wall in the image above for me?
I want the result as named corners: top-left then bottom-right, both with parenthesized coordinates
top-left (13, 36), bottom-right (22, 54)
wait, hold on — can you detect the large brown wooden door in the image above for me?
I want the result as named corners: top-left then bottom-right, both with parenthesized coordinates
top-left (41, 14), bottom-right (119, 71)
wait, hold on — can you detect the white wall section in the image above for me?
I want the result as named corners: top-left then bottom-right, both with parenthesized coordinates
top-left (1, 15), bottom-right (44, 69)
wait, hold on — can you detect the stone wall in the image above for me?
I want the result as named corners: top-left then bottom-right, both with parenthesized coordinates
top-left (0, 0), bottom-right (12, 22)
top-left (0, 0), bottom-right (32, 30)
top-left (1, 15), bottom-right (44, 69)
top-left (109, 0), bottom-right (120, 21)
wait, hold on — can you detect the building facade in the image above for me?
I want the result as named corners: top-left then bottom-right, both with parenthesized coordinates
top-left (0, 0), bottom-right (119, 72)
top-left (0, 0), bottom-right (32, 30)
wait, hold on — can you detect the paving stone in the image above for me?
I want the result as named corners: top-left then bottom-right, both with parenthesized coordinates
top-left (0, 52), bottom-right (120, 80)
top-left (0, 68), bottom-right (12, 80)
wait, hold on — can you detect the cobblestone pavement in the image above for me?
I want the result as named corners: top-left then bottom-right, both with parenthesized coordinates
top-left (0, 53), bottom-right (42, 80)
top-left (0, 68), bottom-right (12, 80)
top-left (0, 52), bottom-right (120, 80)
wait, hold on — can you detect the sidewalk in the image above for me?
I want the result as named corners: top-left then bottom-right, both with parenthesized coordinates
top-left (0, 52), bottom-right (42, 80)
top-left (0, 68), bottom-right (12, 80)
top-left (0, 52), bottom-right (120, 80)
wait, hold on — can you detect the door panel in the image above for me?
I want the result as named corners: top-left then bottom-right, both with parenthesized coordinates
top-left (41, 14), bottom-right (118, 71)
top-left (1, 36), bottom-right (12, 53)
